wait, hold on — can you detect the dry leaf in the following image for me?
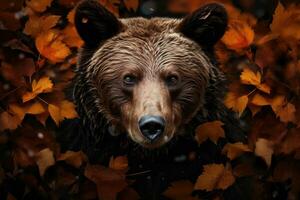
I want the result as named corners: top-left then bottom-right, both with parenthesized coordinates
top-left (0, 111), bottom-right (22, 131)
top-left (58, 150), bottom-right (87, 168)
top-left (35, 148), bottom-right (55, 176)
top-left (48, 100), bottom-right (78, 125)
top-left (225, 93), bottom-right (248, 117)
top-left (222, 20), bottom-right (254, 50)
top-left (26, 0), bottom-right (53, 13)
top-left (24, 15), bottom-right (60, 38)
top-left (163, 180), bottom-right (197, 200)
top-left (22, 76), bottom-right (53, 102)
top-left (240, 68), bottom-right (270, 94)
top-left (36, 29), bottom-right (71, 63)
top-left (109, 156), bottom-right (128, 172)
top-left (195, 121), bottom-right (225, 144)
top-left (194, 164), bottom-right (235, 191)
top-left (222, 142), bottom-right (251, 160)
top-left (255, 138), bottom-right (274, 167)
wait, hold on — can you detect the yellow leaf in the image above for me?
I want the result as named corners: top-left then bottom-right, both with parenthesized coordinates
top-left (221, 20), bottom-right (254, 50)
top-left (24, 15), bottom-right (60, 38)
top-left (194, 164), bottom-right (235, 191)
top-left (195, 121), bottom-right (225, 144)
top-left (257, 83), bottom-right (271, 94)
top-left (35, 148), bottom-right (55, 176)
top-left (222, 142), bottom-right (251, 160)
top-left (62, 24), bottom-right (83, 48)
top-left (240, 68), bottom-right (261, 86)
top-left (255, 138), bottom-right (274, 167)
top-left (22, 77), bottom-right (53, 102)
top-left (36, 29), bottom-right (71, 63)
top-left (48, 104), bottom-right (62, 125)
top-left (225, 93), bottom-right (249, 116)
top-left (27, 102), bottom-right (45, 115)
top-left (26, 0), bottom-right (53, 13)
top-left (9, 104), bottom-right (26, 121)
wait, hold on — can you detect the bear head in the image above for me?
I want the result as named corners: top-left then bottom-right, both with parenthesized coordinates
top-left (73, 0), bottom-right (228, 149)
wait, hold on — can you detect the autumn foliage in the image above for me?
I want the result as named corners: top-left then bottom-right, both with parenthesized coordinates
top-left (0, 0), bottom-right (300, 199)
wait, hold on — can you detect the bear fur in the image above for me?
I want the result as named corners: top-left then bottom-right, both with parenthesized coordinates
top-left (59, 0), bottom-right (246, 198)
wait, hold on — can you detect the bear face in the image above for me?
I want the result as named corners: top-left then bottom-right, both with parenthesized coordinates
top-left (74, 0), bottom-right (228, 149)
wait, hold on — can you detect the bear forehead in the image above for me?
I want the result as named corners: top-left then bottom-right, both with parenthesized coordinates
top-left (120, 17), bottom-right (181, 36)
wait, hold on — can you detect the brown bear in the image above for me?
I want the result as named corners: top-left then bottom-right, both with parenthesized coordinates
top-left (59, 0), bottom-right (246, 198)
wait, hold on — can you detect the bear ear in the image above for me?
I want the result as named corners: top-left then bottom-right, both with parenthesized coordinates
top-left (75, 0), bottom-right (123, 47)
top-left (178, 3), bottom-right (228, 47)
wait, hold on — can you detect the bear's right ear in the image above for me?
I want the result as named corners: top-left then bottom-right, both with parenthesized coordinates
top-left (75, 0), bottom-right (123, 47)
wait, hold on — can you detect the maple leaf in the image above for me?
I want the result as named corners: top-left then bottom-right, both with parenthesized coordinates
top-left (9, 102), bottom-right (45, 122)
top-left (84, 164), bottom-right (127, 200)
top-left (22, 76), bottom-right (53, 102)
top-left (62, 24), bottom-right (83, 48)
top-left (163, 180), bottom-right (198, 200)
top-left (271, 3), bottom-right (300, 40)
top-left (225, 93), bottom-right (248, 116)
top-left (58, 150), bottom-right (87, 168)
top-left (255, 138), bottom-right (274, 167)
top-left (35, 148), bottom-right (55, 176)
top-left (222, 142), bottom-right (251, 160)
top-left (240, 68), bottom-right (271, 94)
top-left (109, 156), bottom-right (128, 172)
top-left (24, 15), bottom-right (60, 38)
top-left (221, 20), bottom-right (254, 50)
top-left (25, 0), bottom-right (53, 13)
top-left (36, 29), bottom-right (71, 63)
top-left (251, 93), bottom-right (270, 106)
top-left (194, 164), bottom-right (235, 191)
top-left (195, 121), bottom-right (225, 144)
top-left (48, 100), bottom-right (78, 125)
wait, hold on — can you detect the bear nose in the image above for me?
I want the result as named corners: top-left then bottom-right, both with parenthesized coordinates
top-left (138, 115), bottom-right (165, 142)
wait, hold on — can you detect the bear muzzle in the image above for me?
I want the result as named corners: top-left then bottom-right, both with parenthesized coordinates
top-left (138, 115), bottom-right (165, 142)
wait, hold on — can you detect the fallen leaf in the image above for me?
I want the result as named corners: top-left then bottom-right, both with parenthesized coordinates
top-left (58, 151), bottom-right (87, 168)
top-left (163, 180), bottom-right (197, 200)
top-left (195, 121), bottom-right (225, 144)
top-left (48, 100), bottom-right (78, 125)
top-left (24, 15), bottom-right (60, 38)
top-left (22, 76), bottom-right (53, 102)
top-left (84, 164), bottom-right (127, 200)
top-left (0, 111), bottom-right (21, 131)
top-left (255, 138), bottom-right (274, 167)
top-left (26, 0), bottom-right (53, 13)
top-left (109, 156), bottom-right (128, 172)
top-left (240, 68), bottom-right (270, 94)
top-left (36, 29), bottom-right (71, 63)
top-left (35, 148), bottom-right (55, 176)
top-left (276, 103), bottom-right (296, 123)
top-left (222, 142), bottom-right (251, 160)
top-left (194, 164), bottom-right (235, 191)
top-left (225, 93), bottom-right (248, 117)
top-left (222, 20), bottom-right (254, 50)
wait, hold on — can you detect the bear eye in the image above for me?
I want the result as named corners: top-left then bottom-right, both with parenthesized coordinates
top-left (123, 74), bottom-right (137, 86)
top-left (165, 74), bottom-right (179, 87)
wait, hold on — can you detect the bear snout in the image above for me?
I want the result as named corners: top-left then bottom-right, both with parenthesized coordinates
top-left (138, 115), bottom-right (165, 142)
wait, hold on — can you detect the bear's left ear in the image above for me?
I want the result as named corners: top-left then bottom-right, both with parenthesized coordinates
top-left (178, 3), bottom-right (228, 47)
top-left (75, 0), bottom-right (123, 47)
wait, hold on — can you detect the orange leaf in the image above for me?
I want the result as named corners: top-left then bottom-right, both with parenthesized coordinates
top-left (62, 24), bottom-right (83, 48)
top-left (36, 29), bottom-right (71, 63)
top-left (222, 142), bottom-right (251, 160)
top-left (26, 0), bottom-right (53, 13)
top-left (271, 3), bottom-right (300, 40)
top-left (163, 180), bottom-right (197, 200)
top-left (35, 148), bottom-right (55, 176)
top-left (0, 112), bottom-right (21, 131)
top-left (109, 156), bottom-right (128, 172)
top-left (24, 15), bottom-right (60, 38)
top-left (195, 121), bottom-right (225, 144)
top-left (276, 103), bottom-right (296, 123)
top-left (22, 77), bottom-right (53, 102)
top-left (221, 20), bottom-right (254, 50)
top-left (251, 93), bottom-right (270, 106)
top-left (84, 164), bottom-right (127, 200)
top-left (58, 151), bottom-right (87, 168)
top-left (194, 164), bottom-right (235, 191)
top-left (240, 68), bottom-right (261, 86)
top-left (48, 100), bottom-right (78, 125)
top-left (255, 138), bottom-right (274, 167)
top-left (225, 93), bottom-right (248, 117)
